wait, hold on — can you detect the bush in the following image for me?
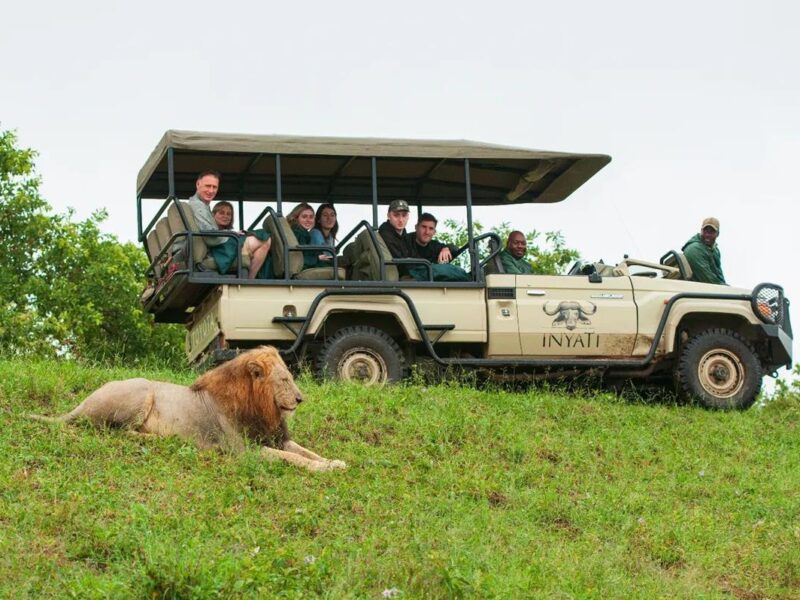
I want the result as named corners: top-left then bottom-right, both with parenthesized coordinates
top-left (0, 127), bottom-right (184, 366)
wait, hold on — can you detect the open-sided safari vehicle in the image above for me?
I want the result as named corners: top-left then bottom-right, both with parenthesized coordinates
top-left (137, 130), bottom-right (792, 409)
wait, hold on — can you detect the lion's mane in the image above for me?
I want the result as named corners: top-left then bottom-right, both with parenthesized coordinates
top-left (191, 346), bottom-right (290, 445)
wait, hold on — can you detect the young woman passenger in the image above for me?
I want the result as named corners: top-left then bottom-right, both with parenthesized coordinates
top-left (286, 202), bottom-right (331, 268)
top-left (310, 203), bottom-right (339, 263)
top-left (211, 201), bottom-right (271, 279)
top-left (311, 203), bottom-right (338, 246)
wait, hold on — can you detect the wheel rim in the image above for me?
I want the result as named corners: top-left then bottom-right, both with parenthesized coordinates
top-left (337, 347), bottom-right (388, 384)
top-left (697, 348), bottom-right (745, 398)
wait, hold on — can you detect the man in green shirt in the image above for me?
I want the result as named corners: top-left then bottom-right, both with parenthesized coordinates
top-left (499, 231), bottom-right (534, 274)
top-left (682, 217), bottom-right (726, 285)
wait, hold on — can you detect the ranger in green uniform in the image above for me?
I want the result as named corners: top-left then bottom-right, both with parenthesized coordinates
top-left (682, 217), bottom-right (726, 285)
top-left (499, 230), bottom-right (534, 274)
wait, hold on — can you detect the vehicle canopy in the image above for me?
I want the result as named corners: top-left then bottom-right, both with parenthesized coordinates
top-left (136, 130), bottom-right (612, 322)
top-left (137, 130), bottom-right (610, 237)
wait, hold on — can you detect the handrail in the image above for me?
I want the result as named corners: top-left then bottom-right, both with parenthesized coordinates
top-left (141, 195), bottom-right (178, 242)
top-left (276, 288), bottom-right (755, 371)
top-left (259, 207), bottom-right (342, 280)
top-left (451, 231), bottom-right (502, 270)
top-left (659, 249), bottom-right (690, 280)
top-left (356, 226), bottom-right (435, 281)
top-left (336, 219), bottom-right (372, 250)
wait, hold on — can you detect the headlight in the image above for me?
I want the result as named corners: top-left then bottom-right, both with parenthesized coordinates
top-left (752, 284), bottom-right (784, 325)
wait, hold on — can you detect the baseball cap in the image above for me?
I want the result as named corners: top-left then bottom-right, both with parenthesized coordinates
top-left (389, 199), bottom-right (409, 213)
top-left (701, 217), bottom-right (720, 231)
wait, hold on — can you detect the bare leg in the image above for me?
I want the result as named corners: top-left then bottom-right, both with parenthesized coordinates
top-left (245, 237), bottom-right (271, 278)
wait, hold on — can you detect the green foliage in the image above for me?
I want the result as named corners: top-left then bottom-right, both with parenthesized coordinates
top-left (766, 364), bottom-right (800, 410)
top-left (0, 127), bottom-right (183, 365)
top-left (3, 360), bottom-right (800, 597)
top-left (437, 219), bottom-right (579, 275)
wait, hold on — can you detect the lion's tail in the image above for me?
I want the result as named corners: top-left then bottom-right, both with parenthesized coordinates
top-left (27, 413), bottom-right (72, 424)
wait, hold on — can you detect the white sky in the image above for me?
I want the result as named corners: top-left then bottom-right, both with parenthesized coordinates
top-left (2, 0), bottom-right (798, 377)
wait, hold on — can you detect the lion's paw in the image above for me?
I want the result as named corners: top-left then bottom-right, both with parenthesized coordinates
top-left (307, 459), bottom-right (346, 472)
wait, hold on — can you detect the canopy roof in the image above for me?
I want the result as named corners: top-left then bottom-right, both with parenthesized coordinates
top-left (137, 130), bottom-right (611, 206)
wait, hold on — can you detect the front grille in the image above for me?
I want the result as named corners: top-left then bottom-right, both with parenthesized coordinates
top-left (752, 283), bottom-right (785, 326)
top-left (488, 287), bottom-right (516, 299)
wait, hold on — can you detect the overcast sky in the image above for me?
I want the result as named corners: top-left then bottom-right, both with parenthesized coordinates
top-left (3, 1), bottom-right (798, 377)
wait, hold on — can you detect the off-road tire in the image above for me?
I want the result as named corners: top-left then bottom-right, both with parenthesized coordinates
top-left (676, 328), bottom-right (762, 410)
top-left (316, 326), bottom-right (405, 384)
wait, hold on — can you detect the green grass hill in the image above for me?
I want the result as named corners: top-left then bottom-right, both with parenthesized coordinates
top-left (1, 359), bottom-right (798, 598)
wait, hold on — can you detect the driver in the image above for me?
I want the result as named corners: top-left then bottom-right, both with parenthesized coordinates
top-left (499, 231), bottom-right (534, 274)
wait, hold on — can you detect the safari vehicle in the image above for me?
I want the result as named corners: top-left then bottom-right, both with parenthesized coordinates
top-left (137, 130), bottom-right (792, 410)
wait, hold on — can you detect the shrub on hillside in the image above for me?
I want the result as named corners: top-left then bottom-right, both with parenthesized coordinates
top-left (0, 127), bottom-right (183, 366)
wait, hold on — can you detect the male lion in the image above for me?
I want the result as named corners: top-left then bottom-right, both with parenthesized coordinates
top-left (30, 346), bottom-right (346, 472)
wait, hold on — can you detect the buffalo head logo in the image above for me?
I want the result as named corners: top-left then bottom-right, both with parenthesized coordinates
top-left (543, 301), bottom-right (597, 330)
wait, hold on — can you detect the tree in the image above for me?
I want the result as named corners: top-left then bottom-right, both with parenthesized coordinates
top-left (436, 219), bottom-right (579, 275)
top-left (0, 127), bottom-right (184, 365)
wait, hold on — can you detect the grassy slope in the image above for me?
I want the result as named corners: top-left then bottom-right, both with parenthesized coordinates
top-left (0, 359), bottom-right (798, 599)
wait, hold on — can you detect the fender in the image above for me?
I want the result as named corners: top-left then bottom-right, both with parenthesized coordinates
top-left (662, 298), bottom-right (758, 353)
top-left (305, 297), bottom-right (421, 341)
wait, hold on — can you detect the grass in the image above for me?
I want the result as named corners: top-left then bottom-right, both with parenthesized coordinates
top-left (1, 359), bottom-right (799, 599)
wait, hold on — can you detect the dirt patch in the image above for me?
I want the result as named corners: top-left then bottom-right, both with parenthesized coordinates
top-left (486, 491), bottom-right (508, 507)
top-left (535, 447), bottom-right (560, 464)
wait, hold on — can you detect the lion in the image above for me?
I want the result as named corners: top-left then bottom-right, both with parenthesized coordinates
top-left (29, 346), bottom-right (346, 472)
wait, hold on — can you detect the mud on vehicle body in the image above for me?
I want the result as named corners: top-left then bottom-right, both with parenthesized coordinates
top-left (137, 131), bottom-right (792, 410)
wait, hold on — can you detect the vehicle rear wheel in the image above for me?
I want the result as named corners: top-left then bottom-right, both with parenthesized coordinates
top-left (317, 326), bottom-right (405, 384)
top-left (676, 328), bottom-right (762, 410)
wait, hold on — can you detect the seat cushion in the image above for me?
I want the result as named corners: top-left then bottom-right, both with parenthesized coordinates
top-left (662, 251), bottom-right (693, 280)
top-left (263, 214), bottom-right (303, 278)
top-left (350, 229), bottom-right (398, 281)
top-left (167, 202), bottom-right (215, 269)
top-left (293, 267), bottom-right (347, 280)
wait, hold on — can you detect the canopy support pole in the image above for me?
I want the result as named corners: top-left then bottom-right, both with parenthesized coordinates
top-left (275, 154), bottom-right (282, 215)
top-left (371, 157), bottom-right (378, 227)
top-left (137, 194), bottom-right (143, 241)
top-left (464, 158), bottom-right (476, 279)
top-left (167, 147), bottom-right (175, 199)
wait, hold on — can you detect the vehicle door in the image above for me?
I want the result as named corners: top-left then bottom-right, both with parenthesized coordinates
top-left (516, 274), bottom-right (638, 356)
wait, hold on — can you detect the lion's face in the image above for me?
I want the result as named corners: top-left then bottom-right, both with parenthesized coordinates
top-left (270, 364), bottom-right (303, 417)
top-left (243, 347), bottom-right (303, 419)
top-left (193, 346), bottom-right (304, 436)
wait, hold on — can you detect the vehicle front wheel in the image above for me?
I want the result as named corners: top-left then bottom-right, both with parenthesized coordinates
top-left (675, 328), bottom-right (762, 410)
top-left (316, 326), bottom-right (405, 384)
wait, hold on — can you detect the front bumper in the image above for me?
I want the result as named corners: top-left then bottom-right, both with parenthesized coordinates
top-left (760, 324), bottom-right (793, 372)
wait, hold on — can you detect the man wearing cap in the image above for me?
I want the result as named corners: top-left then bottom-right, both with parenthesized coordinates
top-left (681, 217), bottom-right (726, 285)
top-left (378, 199), bottom-right (412, 259)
